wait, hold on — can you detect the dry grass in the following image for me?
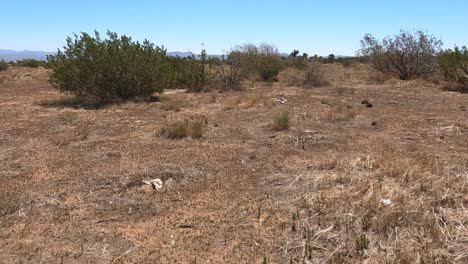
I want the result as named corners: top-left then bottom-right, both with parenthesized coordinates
top-left (159, 93), bottom-right (191, 111)
top-left (0, 66), bottom-right (467, 263)
top-left (272, 109), bottom-right (290, 131)
top-left (443, 82), bottom-right (468, 93)
top-left (284, 61), bottom-right (328, 88)
top-left (160, 117), bottom-right (206, 139)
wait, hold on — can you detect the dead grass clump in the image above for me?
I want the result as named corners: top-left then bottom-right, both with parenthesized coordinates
top-left (322, 106), bottom-right (356, 122)
top-left (190, 119), bottom-right (204, 139)
top-left (160, 95), bottom-right (190, 111)
top-left (307, 155), bottom-right (340, 171)
top-left (286, 62), bottom-right (328, 87)
top-left (366, 71), bottom-right (393, 84)
top-left (212, 60), bottom-right (243, 91)
top-left (222, 97), bottom-right (242, 111)
top-left (208, 91), bottom-right (218, 103)
top-left (334, 86), bottom-right (355, 96)
top-left (161, 120), bottom-right (189, 139)
top-left (222, 95), bottom-right (268, 110)
top-left (160, 118), bottom-right (205, 139)
top-left (75, 121), bottom-right (90, 141)
top-left (301, 62), bottom-right (327, 87)
top-left (57, 112), bottom-right (79, 125)
top-left (272, 109), bottom-right (290, 131)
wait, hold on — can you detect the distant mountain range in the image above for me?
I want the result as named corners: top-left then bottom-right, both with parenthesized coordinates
top-left (167, 51), bottom-right (225, 59)
top-left (0, 50), bottom-right (55, 62)
top-left (0, 50), bottom-right (225, 61)
top-left (0, 49), bottom-right (349, 62)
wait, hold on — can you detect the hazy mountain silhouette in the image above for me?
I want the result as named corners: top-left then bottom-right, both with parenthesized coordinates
top-left (0, 50), bottom-right (55, 61)
top-left (0, 49), bottom-right (349, 61)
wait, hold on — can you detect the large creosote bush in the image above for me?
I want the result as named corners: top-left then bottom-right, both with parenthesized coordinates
top-left (359, 30), bottom-right (442, 80)
top-left (47, 30), bottom-right (174, 102)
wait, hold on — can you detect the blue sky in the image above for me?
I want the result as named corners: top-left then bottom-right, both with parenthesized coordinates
top-left (1, 0), bottom-right (467, 55)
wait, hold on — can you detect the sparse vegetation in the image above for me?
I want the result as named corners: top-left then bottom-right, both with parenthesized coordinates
top-left (359, 30), bottom-right (443, 80)
top-left (327, 54), bottom-right (335, 64)
top-left (272, 109), bottom-right (290, 131)
top-left (15, 59), bottom-right (46, 68)
top-left (355, 233), bottom-right (370, 255)
top-left (162, 120), bottom-right (189, 139)
top-left (212, 51), bottom-right (243, 90)
top-left (439, 46), bottom-right (468, 92)
top-left (159, 94), bottom-right (190, 112)
top-left (301, 61), bottom-right (326, 87)
top-left (287, 50), bottom-right (308, 69)
top-left (0, 60), bottom-right (8, 71)
top-left (171, 49), bottom-right (213, 93)
top-left (288, 61), bottom-right (326, 87)
top-left (1, 29), bottom-right (468, 264)
top-left (57, 111), bottom-right (78, 125)
top-left (160, 118), bottom-right (205, 139)
top-left (233, 43), bottom-right (284, 82)
top-left (190, 119), bottom-right (204, 139)
top-left (258, 54), bottom-right (284, 81)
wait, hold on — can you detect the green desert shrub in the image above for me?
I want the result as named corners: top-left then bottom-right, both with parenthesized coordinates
top-left (0, 60), bottom-right (8, 71)
top-left (439, 46), bottom-right (468, 92)
top-left (171, 56), bottom-right (201, 90)
top-left (258, 54), bottom-right (284, 81)
top-left (47, 30), bottom-right (174, 102)
top-left (16, 59), bottom-right (46, 68)
top-left (335, 56), bottom-right (368, 67)
top-left (170, 50), bottom-right (212, 93)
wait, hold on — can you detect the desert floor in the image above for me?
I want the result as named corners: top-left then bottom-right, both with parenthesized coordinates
top-left (0, 65), bottom-right (467, 263)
